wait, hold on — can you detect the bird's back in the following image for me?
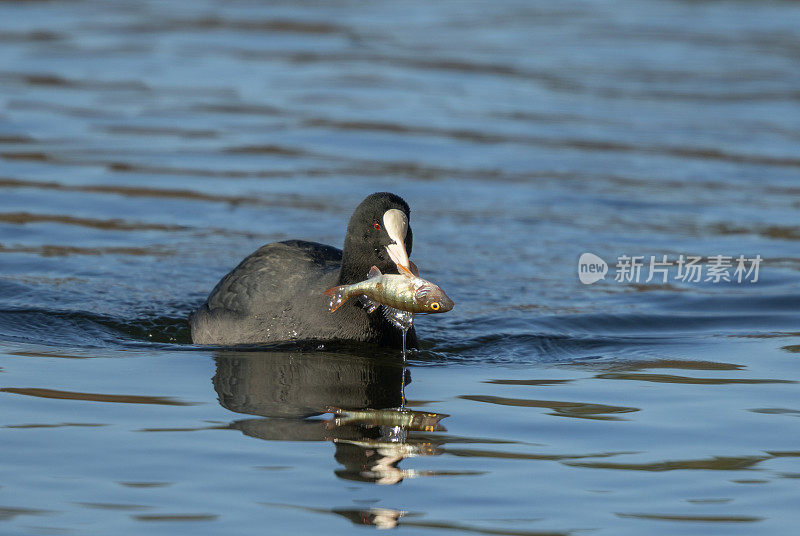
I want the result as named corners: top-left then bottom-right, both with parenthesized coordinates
top-left (190, 240), bottom-right (414, 346)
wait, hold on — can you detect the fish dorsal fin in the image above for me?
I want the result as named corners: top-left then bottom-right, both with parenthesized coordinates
top-left (367, 265), bottom-right (382, 279)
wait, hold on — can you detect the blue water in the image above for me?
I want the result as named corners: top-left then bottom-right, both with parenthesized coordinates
top-left (1, 0), bottom-right (800, 534)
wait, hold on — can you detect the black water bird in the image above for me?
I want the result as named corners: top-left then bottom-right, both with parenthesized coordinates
top-left (190, 192), bottom-right (418, 347)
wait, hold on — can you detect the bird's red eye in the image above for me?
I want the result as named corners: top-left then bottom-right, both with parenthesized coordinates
top-left (373, 222), bottom-right (381, 231)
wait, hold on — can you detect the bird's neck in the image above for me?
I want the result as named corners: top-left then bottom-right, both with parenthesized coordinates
top-left (338, 256), bottom-right (369, 285)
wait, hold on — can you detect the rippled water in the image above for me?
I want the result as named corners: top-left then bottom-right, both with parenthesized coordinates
top-left (2, 0), bottom-right (800, 534)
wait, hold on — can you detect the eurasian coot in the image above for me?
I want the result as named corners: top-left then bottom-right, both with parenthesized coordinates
top-left (190, 192), bottom-right (418, 347)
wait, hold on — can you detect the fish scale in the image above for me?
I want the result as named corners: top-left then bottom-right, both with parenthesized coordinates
top-left (323, 265), bottom-right (454, 315)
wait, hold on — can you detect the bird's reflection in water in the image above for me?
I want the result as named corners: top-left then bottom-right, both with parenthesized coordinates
top-left (213, 349), bottom-right (448, 485)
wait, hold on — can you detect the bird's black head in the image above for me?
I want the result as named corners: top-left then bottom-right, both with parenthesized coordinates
top-left (339, 192), bottom-right (413, 284)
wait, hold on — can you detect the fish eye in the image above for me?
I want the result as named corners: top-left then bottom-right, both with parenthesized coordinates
top-left (430, 302), bottom-right (440, 311)
top-left (373, 221), bottom-right (381, 231)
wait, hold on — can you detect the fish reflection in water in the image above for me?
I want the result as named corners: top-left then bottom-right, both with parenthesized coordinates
top-left (266, 502), bottom-right (409, 530)
top-left (326, 407), bottom-right (448, 431)
top-left (212, 350), bottom-right (448, 485)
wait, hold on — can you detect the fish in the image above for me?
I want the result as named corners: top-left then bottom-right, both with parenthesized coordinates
top-left (323, 265), bottom-right (454, 315)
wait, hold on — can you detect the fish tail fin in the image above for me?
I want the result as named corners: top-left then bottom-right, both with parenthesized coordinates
top-left (323, 285), bottom-right (351, 312)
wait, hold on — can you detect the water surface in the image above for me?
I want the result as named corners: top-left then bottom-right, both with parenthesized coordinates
top-left (1, 0), bottom-right (800, 534)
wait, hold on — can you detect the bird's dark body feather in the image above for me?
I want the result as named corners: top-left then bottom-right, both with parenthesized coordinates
top-left (191, 241), bottom-right (417, 347)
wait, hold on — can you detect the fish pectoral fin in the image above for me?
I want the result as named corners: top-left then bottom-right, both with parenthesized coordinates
top-left (380, 305), bottom-right (414, 331)
top-left (357, 294), bottom-right (381, 313)
top-left (367, 265), bottom-right (382, 279)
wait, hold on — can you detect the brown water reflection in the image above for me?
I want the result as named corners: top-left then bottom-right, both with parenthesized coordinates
top-left (595, 372), bottom-right (795, 385)
top-left (566, 455), bottom-right (770, 472)
top-left (459, 394), bottom-right (639, 420)
top-left (0, 177), bottom-right (331, 211)
top-left (133, 514), bottom-right (219, 522)
top-left (570, 358), bottom-right (745, 372)
top-left (572, 358), bottom-right (796, 385)
top-left (0, 506), bottom-right (54, 522)
top-left (616, 512), bottom-right (763, 524)
top-left (0, 244), bottom-right (172, 257)
top-left (0, 387), bottom-right (195, 406)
